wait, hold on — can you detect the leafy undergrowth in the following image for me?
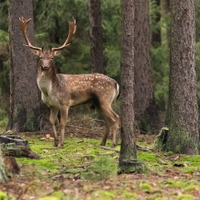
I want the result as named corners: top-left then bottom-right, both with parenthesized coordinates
top-left (0, 126), bottom-right (200, 199)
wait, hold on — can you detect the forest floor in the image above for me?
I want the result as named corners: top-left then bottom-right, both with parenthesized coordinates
top-left (0, 116), bottom-right (200, 200)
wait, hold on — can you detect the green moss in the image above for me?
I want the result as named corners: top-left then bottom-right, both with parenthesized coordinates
top-left (0, 191), bottom-right (8, 200)
top-left (147, 193), bottom-right (163, 200)
top-left (119, 160), bottom-right (148, 174)
top-left (91, 190), bottom-right (116, 200)
top-left (164, 179), bottom-right (194, 190)
top-left (164, 124), bottom-right (198, 155)
top-left (178, 155), bottom-right (200, 173)
top-left (51, 191), bottom-right (65, 199)
top-left (0, 118), bottom-right (8, 131)
top-left (181, 167), bottom-right (197, 174)
top-left (138, 152), bottom-right (157, 162)
top-left (180, 155), bottom-right (200, 163)
top-left (17, 136), bottom-right (120, 182)
top-left (184, 185), bottom-right (200, 191)
top-left (166, 151), bottom-right (173, 156)
top-left (178, 194), bottom-right (194, 200)
top-left (172, 181), bottom-right (188, 188)
top-left (39, 197), bottom-right (60, 200)
top-left (139, 183), bottom-right (152, 193)
top-left (81, 156), bottom-right (118, 181)
top-left (121, 191), bottom-right (137, 199)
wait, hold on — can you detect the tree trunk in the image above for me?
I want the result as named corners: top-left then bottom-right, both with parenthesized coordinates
top-left (88, 0), bottom-right (104, 74)
top-left (0, 148), bottom-right (7, 183)
top-left (134, 0), bottom-right (163, 134)
top-left (165, 0), bottom-right (199, 154)
top-left (119, 0), bottom-right (138, 172)
top-left (8, 0), bottom-right (41, 132)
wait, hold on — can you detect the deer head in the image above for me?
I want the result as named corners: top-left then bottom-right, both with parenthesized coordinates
top-left (19, 16), bottom-right (76, 70)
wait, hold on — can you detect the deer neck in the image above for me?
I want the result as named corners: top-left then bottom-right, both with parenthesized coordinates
top-left (37, 65), bottom-right (58, 96)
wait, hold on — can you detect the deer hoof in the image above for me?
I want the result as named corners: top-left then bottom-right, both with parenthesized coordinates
top-left (58, 143), bottom-right (64, 147)
top-left (54, 140), bottom-right (59, 147)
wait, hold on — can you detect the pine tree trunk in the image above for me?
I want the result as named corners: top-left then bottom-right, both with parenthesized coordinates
top-left (165, 0), bottom-right (199, 154)
top-left (8, 0), bottom-right (41, 132)
top-left (119, 0), bottom-right (137, 171)
top-left (88, 0), bottom-right (104, 74)
top-left (134, 0), bottom-right (163, 134)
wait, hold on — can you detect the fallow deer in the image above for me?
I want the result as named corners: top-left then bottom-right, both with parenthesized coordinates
top-left (19, 17), bottom-right (119, 147)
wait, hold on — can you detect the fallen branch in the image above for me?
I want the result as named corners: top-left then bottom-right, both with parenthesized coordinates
top-left (136, 144), bottom-right (154, 152)
top-left (100, 146), bottom-right (120, 153)
top-left (16, 181), bottom-right (35, 200)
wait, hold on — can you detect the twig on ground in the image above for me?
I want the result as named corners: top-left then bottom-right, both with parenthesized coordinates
top-left (100, 146), bottom-right (120, 153)
top-left (16, 181), bottom-right (35, 200)
top-left (136, 144), bottom-right (154, 152)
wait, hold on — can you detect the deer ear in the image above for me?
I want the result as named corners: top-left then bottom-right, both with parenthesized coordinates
top-left (25, 45), bottom-right (41, 56)
top-left (30, 49), bottom-right (41, 56)
top-left (52, 50), bottom-right (61, 57)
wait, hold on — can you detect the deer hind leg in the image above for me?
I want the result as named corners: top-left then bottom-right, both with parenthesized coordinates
top-left (98, 105), bottom-right (119, 147)
top-left (59, 107), bottom-right (69, 147)
top-left (49, 107), bottom-right (59, 146)
top-left (109, 110), bottom-right (119, 148)
top-left (100, 120), bottom-right (109, 146)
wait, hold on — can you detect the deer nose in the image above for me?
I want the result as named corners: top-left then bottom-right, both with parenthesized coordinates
top-left (41, 60), bottom-right (49, 69)
top-left (42, 64), bottom-right (49, 69)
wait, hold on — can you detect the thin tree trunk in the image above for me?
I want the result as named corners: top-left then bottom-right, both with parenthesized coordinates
top-left (8, 0), bottom-right (41, 132)
top-left (119, 0), bottom-right (137, 171)
top-left (164, 0), bottom-right (199, 154)
top-left (88, 0), bottom-right (104, 74)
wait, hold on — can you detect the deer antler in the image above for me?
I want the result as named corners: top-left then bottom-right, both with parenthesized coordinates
top-left (19, 17), bottom-right (42, 52)
top-left (51, 18), bottom-right (76, 52)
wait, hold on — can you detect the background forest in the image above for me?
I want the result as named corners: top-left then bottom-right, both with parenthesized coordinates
top-left (0, 0), bottom-right (200, 128)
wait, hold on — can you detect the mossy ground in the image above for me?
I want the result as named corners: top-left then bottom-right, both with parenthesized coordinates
top-left (0, 120), bottom-right (200, 199)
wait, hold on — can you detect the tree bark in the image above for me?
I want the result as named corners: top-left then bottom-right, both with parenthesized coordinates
top-left (119, 0), bottom-right (138, 171)
top-left (165, 0), bottom-right (199, 154)
top-left (88, 0), bottom-right (104, 74)
top-left (134, 0), bottom-right (163, 134)
top-left (0, 148), bottom-right (7, 183)
top-left (8, 0), bottom-right (41, 132)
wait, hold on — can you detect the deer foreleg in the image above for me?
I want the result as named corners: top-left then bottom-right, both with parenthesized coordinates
top-left (59, 107), bottom-right (69, 147)
top-left (49, 107), bottom-right (59, 146)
